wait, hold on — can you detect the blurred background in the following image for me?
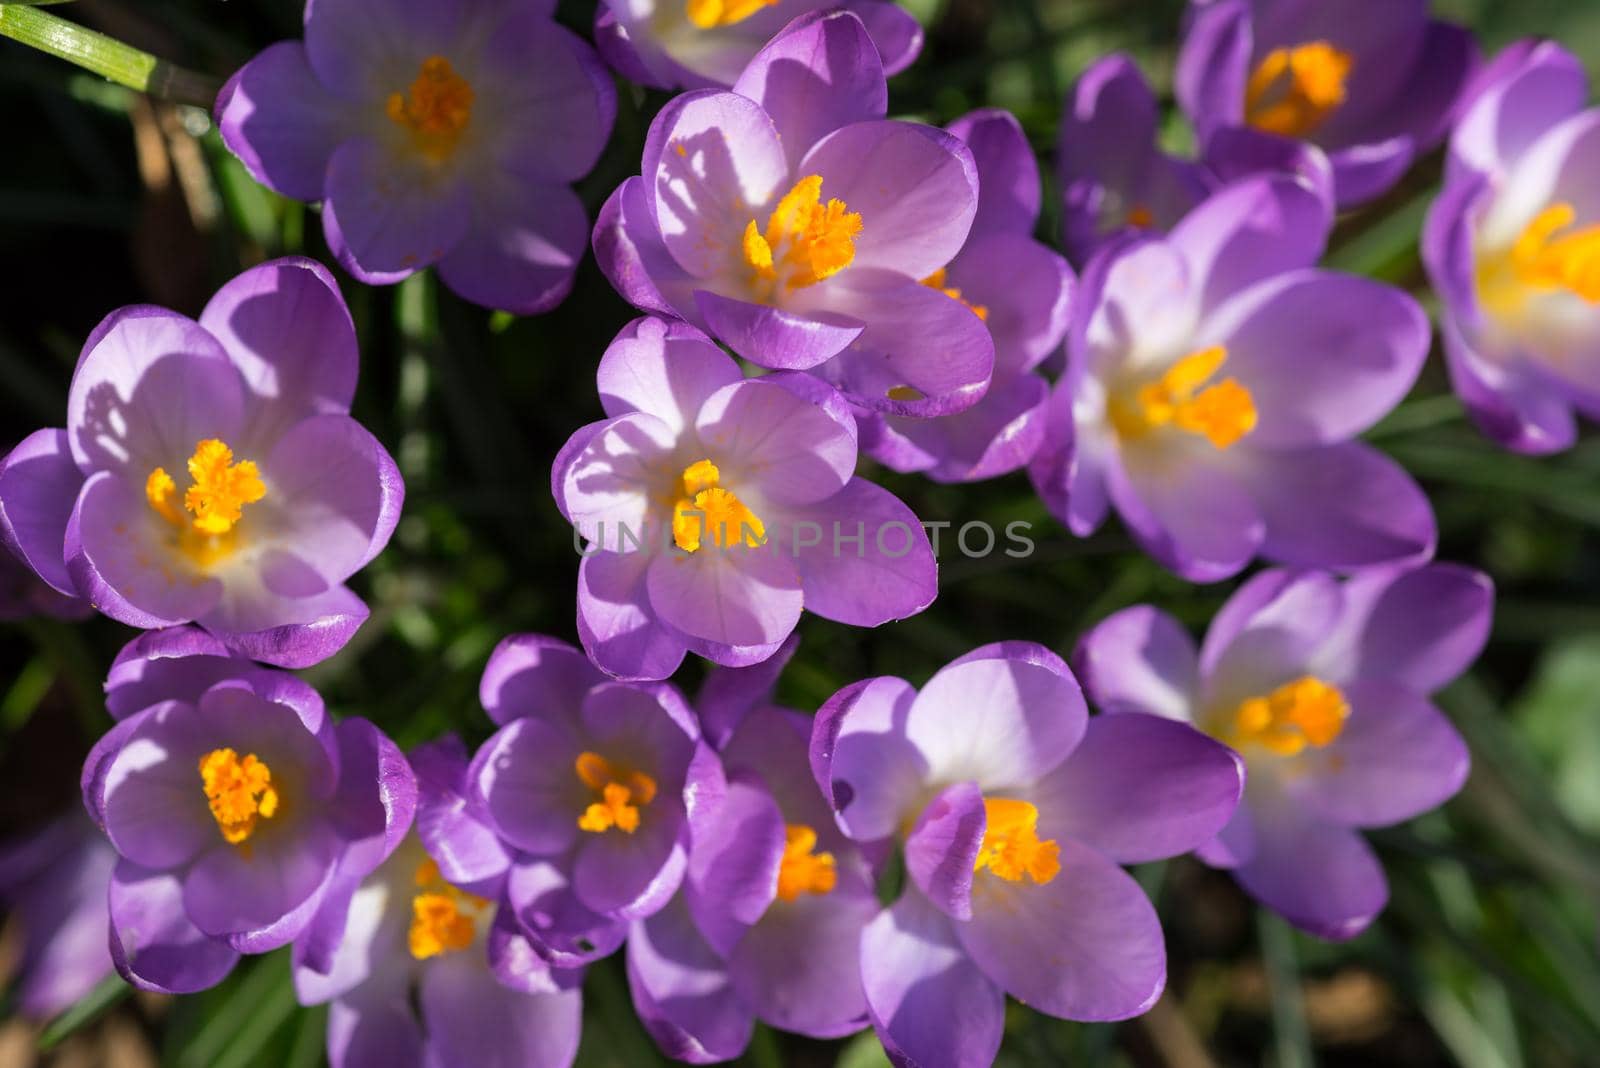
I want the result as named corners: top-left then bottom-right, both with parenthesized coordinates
top-left (2, 0), bottom-right (1600, 1064)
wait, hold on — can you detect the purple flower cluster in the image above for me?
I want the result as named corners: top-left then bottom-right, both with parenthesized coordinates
top-left (9, 0), bottom-right (1578, 1065)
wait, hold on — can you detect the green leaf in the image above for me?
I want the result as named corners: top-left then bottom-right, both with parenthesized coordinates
top-left (0, 5), bottom-right (217, 104)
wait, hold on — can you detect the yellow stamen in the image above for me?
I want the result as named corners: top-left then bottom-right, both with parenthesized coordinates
top-left (1126, 204), bottom-right (1155, 229)
top-left (1228, 676), bottom-right (1349, 757)
top-left (1478, 202), bottom-right (1600, 315)
top-left (743, 175), bottom-right (862, 297)
top-left (1110, 345), bottom-right (1258, 448)
top-left (575, 752), bottom-right (658, 834)
top-left (147, 438), bottom-right (266, 541)
top-left (408, 859), bottom-right (489, 960)
top-left (197, 748), bottom-right (280, 846)
top-left (685, 0), bottom-right (779, 28)
top-left (386, 56), bottom-right (475, 163)
top-left (1245, 41), bottom-right (1353, 138)
top-left (920, 268), bottom-right (989, 320)
top-left (670, 459), bottom-right (766, 552)
top-left (972, 798), bottom-right (1060, 884)
top-left (775, 824), bottom-right (838, 902)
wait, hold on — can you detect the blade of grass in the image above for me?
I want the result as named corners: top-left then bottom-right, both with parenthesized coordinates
top-left (1257, 912), bottom-right (1313, 1068)
top-left (37, 974), bottom-right (129, 1050)
top-left (0, 5), bottom-right (217, 104)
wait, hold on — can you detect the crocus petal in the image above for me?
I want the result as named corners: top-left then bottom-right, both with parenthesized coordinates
top-left (866, 372), bottom-right (1051, 483)
top-left (420, 951), bottom-right (584, 1068)
top-left (216, 42), bottom-right (348, 203)
top-left (1312, 563), bottom-right (1494, 693)
top-left (1442, 316), bottom-right (1577, 454)
top-left (292, 866), bottom-right (401, 1005)
top-left (479, 14), bottom-right (615, 185)
top-left (945, 232), bottom-right (1074, 376)
top-left (593, 175), bottom-right (704, 319)
top-left (199, 257), bottom-right (358, 443)
top-left (0, 820), bottom-right (116, 1018)
top-left (697, 637), bottom-right (799, 751)
top-left (950, 107), bottom-right (1040, 237)
top-left (581, 681), bottom-right (700, 792)
top-left (627, 895), bottom-right (755, 1063)
top-left (959, 837), bottom-right (1165, 1020)
top-left (1175, 0), bottom-right (1252, 138)
top-left (1168, 176), bottom-right (1331, 313)
top-left (844, 0), bottom-right (922, 76)
top-left (507, 857), bottom-right (628, 967)
top-left (473, 717), bottom-right (584, 856)
top-left (597, 316), bottom-right (741, 431)
top-left (578, 550), bottom-right (689, 682)
top-left (1325, 138), bottom-right (1418, 208)
top-left (562, 411), bottom-right (678, 544)
top-left (301, 0), bottom-right (465, 100)
top-left (100, 702), bottom-right (217, 869)
top-left (322, 139), bottom-right (471, 283)
top-left (328, 718), bottom-right (415, 876)
top-left (1033, 714), bottom-right (1243, 864)
top-left (1288, 680), bottom-right (1470, 828)
top-left (1074, 605), bottom-right (1199, 722)
top-left (1204, 271), bottom-right (1429, 446)
top-left (810, 675), bottom-right (926, 841)
top-left (67, 306), bottom-right (245, 477)
top-left (696, 290), bottom-right (865, 372)
top-left (694, 377), bottom-right (857, 506)
top-left (1201, 127), bottom-right (1336, 217)
top-left (199, 583), bottom-right (371, 669)
top-left (905, 649), bottom-right (1087, 789)
top-left (1108, 441), bottom-right (1264, 584)
top-left (573, 798), bottom-right (688, 918)
top-left (685, 775), bottom-right (784, 956)
top-left (103, 626), bottom-right (238, 719)
top-left (797, 120), bottom-right (977, 280)
top-left (0, 428), bottom-right (82, 595)
top-left (184, 818), bottom-right (340, 943)
top-left (436, 178), bottom-right (588, 314)
top-left (326, 990), bottom-right (424, 1068)
top-left (645, 90), bottom-right (788, 278)
top-left (731, 9), bottom-right (886, 174)
top-left (109, 859), bottom-right (240, 994)
top-left (809, 270), bottom-right (995, 417)
top-left (1243, 442), bottom-right (1437, 572)
top-left (646, 545), bottom-right (803, 653)
top-left (780, 477), bottom-right (936, 626)
top-left (1200, 568), bottom-right (1344, 702)
top-left (1450, 40), bottom-right (1587, 180)
top-left (1230, 787), bottom-right (1388, 940)
top-left (479, 633), bottom-right (602, 728)
top-left (903, 780), bottom-right (984, 921)
top-left (861, 891), bottom-right (1005, 1068)
top-left (411, 736), bottom-right (511, 888)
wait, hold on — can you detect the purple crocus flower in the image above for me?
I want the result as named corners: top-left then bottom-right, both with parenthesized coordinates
top-left (1076, 563), bottom-right (1490, 938)
top-left (81, 626), bottom-right (415, 993)
top-left (1028, 174), bottom-right (1435, 582)
top-left (593, 10), bottom-right (995, 418)
top-left (628, 641), bottom-right (878, 1058)
top-left (217, 0), bottom-right (615, 313)
top-left (0, 813), bottom-right (117, 1018)
top-left (1060, 54), bottom-right (1215, 269)
top-left (1177, 0), bottom-right (1478, 207)
top-left (1423, 41), bottom-right (1600, 454)
top-left (594, 0), bottom-right (921, 91)
top-left (294, 737), bottom-right (583, 1068)
top-left (455, 635), bottom-right (718, 968)
top-left (1060, 52), bottom-right (1332, 269)
top-left (554, 315), bottom-right (936, 681)
top-left (0, 259), bottom-right (402, 668)
top-left (857, 109), bottom-right (1074, 483)
top-left (811, 642), bottom-right (1244, 1066)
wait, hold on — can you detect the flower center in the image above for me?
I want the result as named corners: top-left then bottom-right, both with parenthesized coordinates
top-left (1477, 201), bottom-right (1600, 317)
top-left (147, 438), bottom-right (265, 538)
top-left (671, 459), bottom-right (766, 552)
top-left (684, 0), bottom-right (779, 28)
top-left (1245, 41), bottom-right (1353, 138)
top-left (1109, 345), bottom-right (1258, 449)
top-left (775, 824), bottom-right (838, 902)
top-left (921, 268), bottom-right (989, 320)
top-left (408, 859), bottom-right (490, 960)
top-left (198, 748), bottom-right (279, 845)
top-left (972, 798), bottom-right (1060, 885)
top-left (386, 56), bottom-right (475, 163)
top-left (743, 175), bottom-right (862, 299)
top-left (1126, 203), bottom-right (1155, 229)
top-left (1225, 675), bottom-right (1349, 757)
top-left (574, 751), bottom-right (658, 835)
